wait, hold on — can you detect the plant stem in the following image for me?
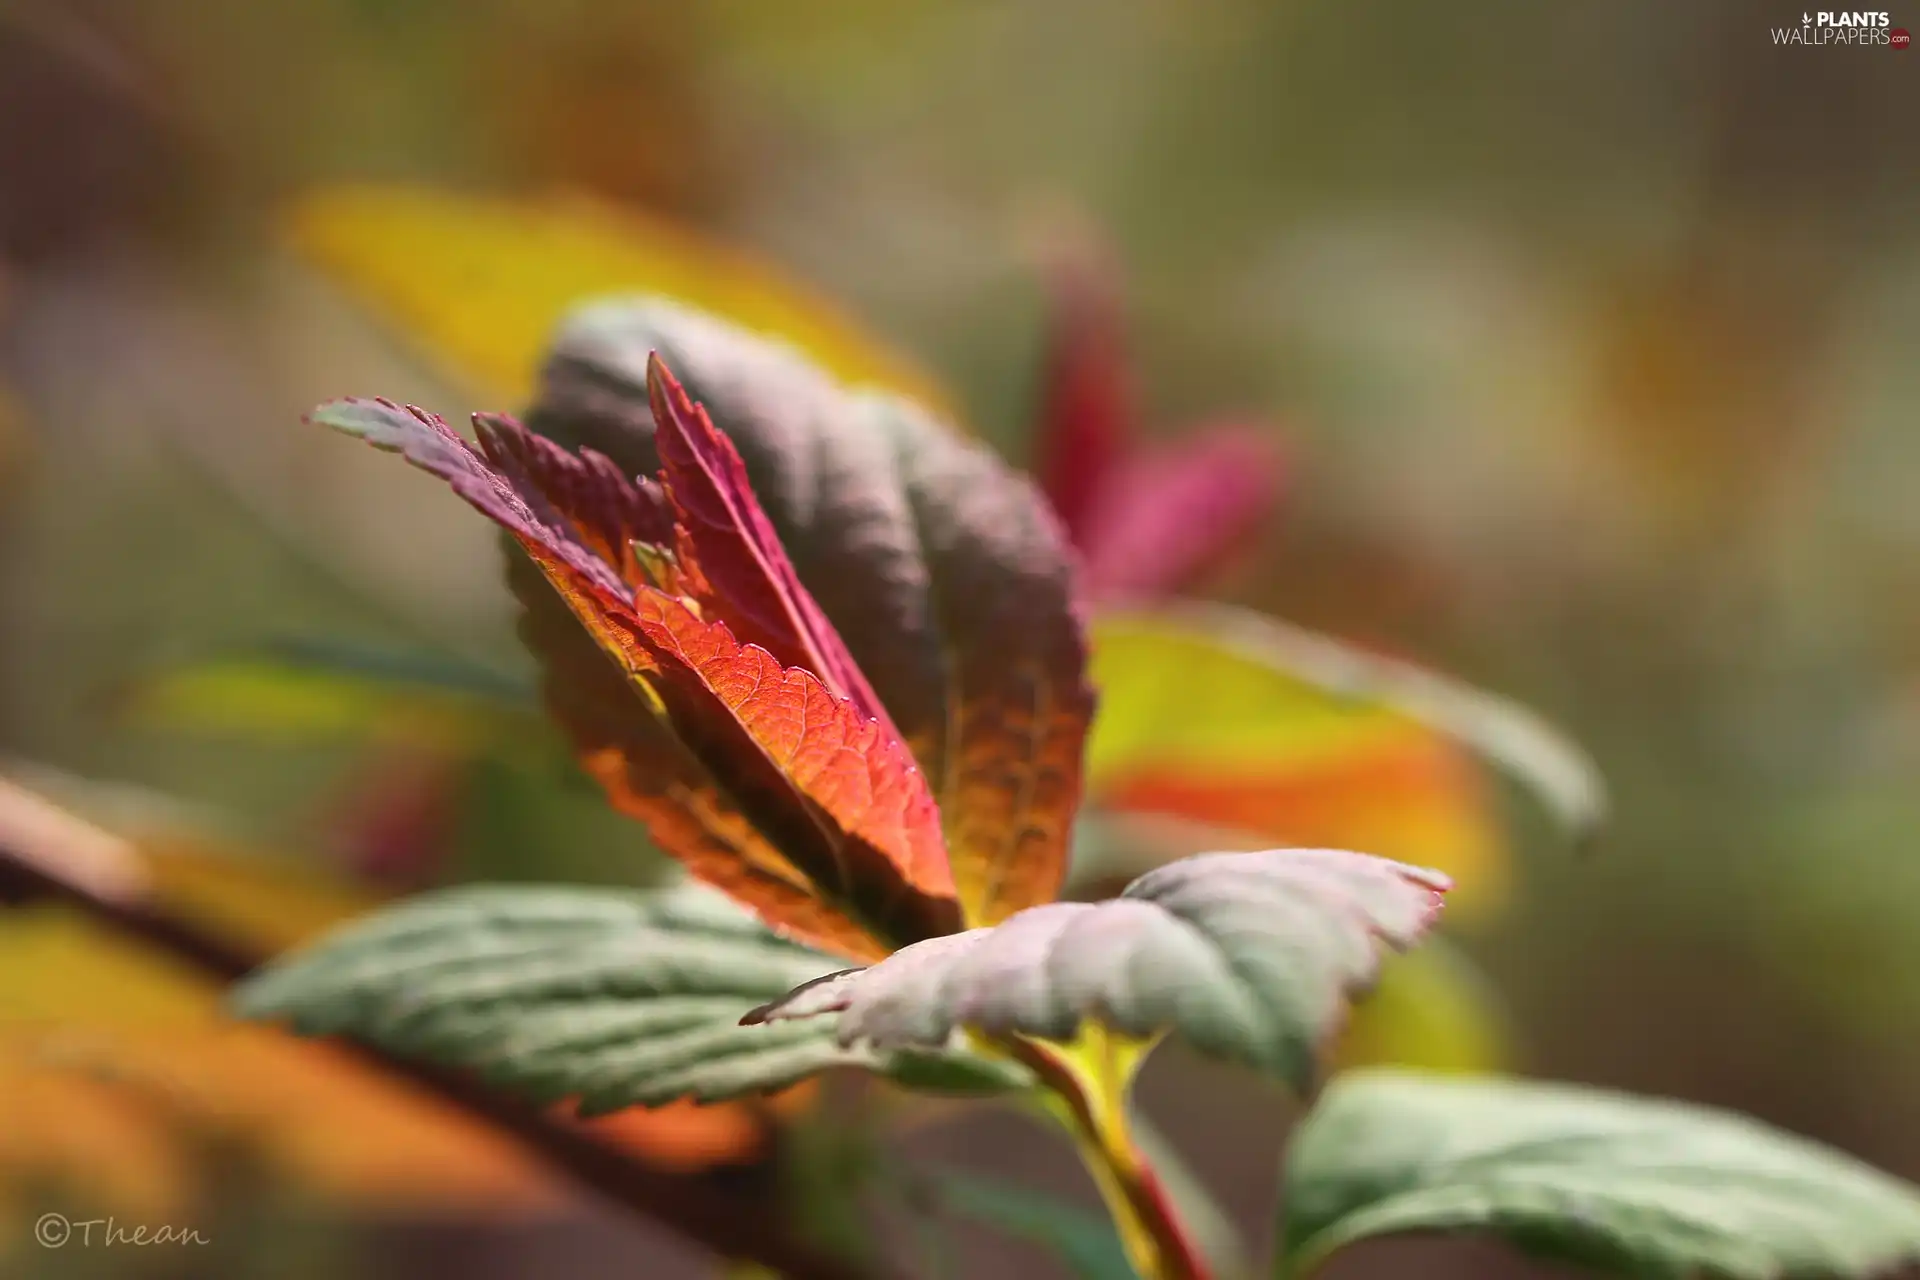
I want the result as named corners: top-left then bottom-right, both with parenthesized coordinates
top-left (0, 778), bottom-right (878, 1280)
top-left (1006, 1036), bottom-right (1211, 1280)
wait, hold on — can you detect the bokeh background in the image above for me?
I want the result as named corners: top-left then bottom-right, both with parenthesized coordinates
top-left (3, 1), bottom-right (1919, 1277)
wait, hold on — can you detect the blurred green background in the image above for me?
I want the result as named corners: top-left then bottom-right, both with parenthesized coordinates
top-left (2, 1), bottom-right (1918, 1277)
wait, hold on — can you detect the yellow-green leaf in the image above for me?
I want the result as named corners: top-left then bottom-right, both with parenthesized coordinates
top-left (116, 640), bottom-right (536, 753)
top-left (1086, 605), bottom-right (1608, 917)
top-left (1330, 937), bottom-right (1509, 1076)
top-left (289, 184), bottom-right (948, 411)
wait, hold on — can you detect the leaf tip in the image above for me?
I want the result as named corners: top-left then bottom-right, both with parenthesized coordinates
top-left (740, 967), bottom-right (863, 1027)
top-left (305, 396), bottom-right (442, 448)
top-left (225, 973), bottom-right (285, 1023)
top-left (1396, 863), bottom-right (1454, 936)
top-left (641, 348), bottom-right (681, 421)
top-left (642, 349), bottom-right (720, 467)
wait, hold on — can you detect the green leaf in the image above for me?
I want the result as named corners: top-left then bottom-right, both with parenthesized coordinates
top-left (926, 1169), bottom-right (1137, 1280)
top-left (1279, 1069), bottom-right (1920, 1279)
top-left (528, 299), bottom-right (1096, 929)
top-left (747, 848), bottom-right (1450, 1094)
top-left (233, 882), bottom-right (1026, 1115)
top-left (445, 750), bottom-right (671, 888)
top-left (118, 637), bottom-right (537, 749)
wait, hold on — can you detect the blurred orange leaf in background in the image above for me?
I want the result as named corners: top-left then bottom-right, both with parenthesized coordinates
top-left (0, 781), bottom-right (789, 1240)
top-left (1083, 613), bottom-right (1506, 917)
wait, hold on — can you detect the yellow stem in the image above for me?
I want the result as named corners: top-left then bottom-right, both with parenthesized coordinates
top-left (1004, 1033), bottom-right (1209, 1280)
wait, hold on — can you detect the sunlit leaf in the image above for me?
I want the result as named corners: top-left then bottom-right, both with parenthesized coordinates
top-left (1086, 605), bottom-right (1605, 903)
top-left (587, 1090), bottom-right (802, 1174)
top-left (642, 358), bottom-right (895, 730)
top-left (528, 299), bottom-right (1096, 928)
top-left (1071, 747), bottom-right (1503, 923)
top-left (501, 547), bottom-right (838, 916)
top-left (234, 883), bottom-right (1029, 1115)
top-left (143, 837), bottom-right (383, 956)
top-left (1279, 1069), bottom-right (1920, 1279)
top-left (288, 184), bottom-right (947, 410)
top-left (311, 392), bottom-right (957, 959)
top-left (748, 849), bottom-right (1448, 1094)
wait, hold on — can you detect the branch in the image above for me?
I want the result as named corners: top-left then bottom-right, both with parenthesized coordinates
top-left (0, 778), bottom-right (877, 1280)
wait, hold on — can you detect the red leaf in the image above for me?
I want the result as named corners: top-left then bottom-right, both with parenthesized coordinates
top-left (1029, 240), bottom-right (1284, 600)
top-left (311, 394), bottom-right (958, 955)
top-left (645, 356), bottom-right (895, 732)
top-left (1034, 247), bottom-right (1133, 545)
top-left (475, 412), bottom-right (676, 587)
top-left (1076, 423), bottom-right (1285, 599)
top-left (532, 304), bottom-right (1097, 929)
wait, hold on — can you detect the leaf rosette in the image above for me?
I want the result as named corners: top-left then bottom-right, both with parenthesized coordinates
top-left (222, 232), bottom-right (1920, 1280)
top-left (240, 300), bottom-right (1473, 1280)
top-left (250, 304), bottom-right (1458, 1093)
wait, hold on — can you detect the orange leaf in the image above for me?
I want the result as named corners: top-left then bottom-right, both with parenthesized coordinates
top-left (1100, 725), bottom-right (1505, 916)
top-left (0, 786), bottom-right (800, 1223)
top-left (627, 591), bottom-right (954, 918)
